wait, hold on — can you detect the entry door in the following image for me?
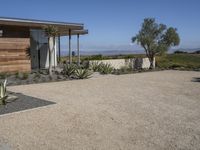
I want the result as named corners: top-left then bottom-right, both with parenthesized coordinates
top-left (30, 29), bottom-right (48, 69)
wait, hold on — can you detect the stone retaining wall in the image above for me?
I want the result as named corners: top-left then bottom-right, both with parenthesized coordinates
top-left (89, 57), bottom-right (155, 69)
top-left (89, 59), bottom-right (126, 69)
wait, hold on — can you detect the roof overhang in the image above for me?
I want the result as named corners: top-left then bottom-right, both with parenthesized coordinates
top-left (0, 17), bottom-right (88, 36)
top-left (59, 29), bottom-right (88, 36)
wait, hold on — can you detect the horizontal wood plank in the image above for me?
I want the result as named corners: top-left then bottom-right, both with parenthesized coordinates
top-left (0, 37), bottom-right (31, 73)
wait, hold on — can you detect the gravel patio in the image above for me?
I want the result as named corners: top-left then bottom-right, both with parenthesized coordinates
top-left (0, 70), bottom-right (200, 150)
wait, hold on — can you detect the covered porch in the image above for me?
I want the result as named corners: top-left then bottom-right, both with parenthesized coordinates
top-left (0, 17), bottom-right (88, 73)
top-left (57, 29), bottom-right (88, 66)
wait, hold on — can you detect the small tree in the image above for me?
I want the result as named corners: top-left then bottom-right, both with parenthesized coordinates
top-left (44, 25), bottom-right (59, 75)
top-left (132, 18), bottom-right (180, 69)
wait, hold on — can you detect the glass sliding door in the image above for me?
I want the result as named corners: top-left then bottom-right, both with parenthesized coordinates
top-left (30, 29), bottom-right (52, 69)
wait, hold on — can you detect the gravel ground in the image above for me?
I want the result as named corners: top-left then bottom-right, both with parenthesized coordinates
top-left (0, 70), bottom-right (200, 150)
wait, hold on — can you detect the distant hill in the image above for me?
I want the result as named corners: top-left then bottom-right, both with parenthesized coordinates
top-left (61, 50), bottom-right (143, 56)
top-left (60, 48), bottom-right (200, 56)
top-left (174, 48), bottom-right (200, 53)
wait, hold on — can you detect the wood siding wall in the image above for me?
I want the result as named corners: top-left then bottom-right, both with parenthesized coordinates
top-left (0, 26), bottom-right (31, 73)
top-left (0, 38), bottom-right (31, 73)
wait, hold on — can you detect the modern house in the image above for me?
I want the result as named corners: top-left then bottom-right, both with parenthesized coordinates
top-left (0, 17), bottom-right (88, 73)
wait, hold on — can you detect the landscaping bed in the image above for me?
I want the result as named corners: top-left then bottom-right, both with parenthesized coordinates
top-left (1, 58), bottom-right (199, 87)
top-left (0, 68), bottom-right (192, 87)
top-left (0, 63), bottom-right (93, 86)
top-left (0, 70), bottom-right (69, 86)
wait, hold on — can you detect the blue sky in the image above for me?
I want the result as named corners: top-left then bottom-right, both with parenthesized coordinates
top-left (0, 0), bottom-right (200, 52)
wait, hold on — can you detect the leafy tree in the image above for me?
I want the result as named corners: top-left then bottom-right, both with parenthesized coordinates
top-left (44, 25), bottom-right (59, 75)
top-left (132, 18), bottom-right (180, 69)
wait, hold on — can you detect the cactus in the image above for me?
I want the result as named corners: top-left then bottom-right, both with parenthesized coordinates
top-left (0, 79), bottom-right (8, 105)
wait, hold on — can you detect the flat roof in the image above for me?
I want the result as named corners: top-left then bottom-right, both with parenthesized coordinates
top-left (0, 17), bottom-right (87, 35)
top-left (60, 29), bottom-right (88, 36)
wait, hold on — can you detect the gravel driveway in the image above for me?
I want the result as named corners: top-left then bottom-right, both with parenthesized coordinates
top-left (0, 70), bottom-right (200, 150)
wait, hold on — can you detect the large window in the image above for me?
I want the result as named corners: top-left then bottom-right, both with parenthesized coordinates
top-left (30, 29), bottom-right (57, 69)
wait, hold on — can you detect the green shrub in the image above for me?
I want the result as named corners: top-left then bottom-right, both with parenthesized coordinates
top-left (15, 72), bottom-right (29, 80)
top-left (83, 54), bottom-right (103, 61)
top-left (15, 72), bottom-right (20, 79)
top-left (112, 66), bottom-right (133, 75)
top-left (99, 63), bottom-right (114, 74)
top-left (120, 66), bottom-right (132, 73)
top-left (75, 69), bottom-right (93, 79)
top-left (39, 70), bottom-right (48, 75)
top-left (22, 73), bottom-right (29, 80)
top-left (174, 50), bottom-right (188, 54)
top-left (156, 54), bottom-right (200, 70)
top-left (0, 73), bottom-right (7, 79)
top-left (34, 72), bottom-right (41, 79)
top-left (124, 55), bottom-right (135, 59)
top-left (62, 64), bottom-right (77, 77)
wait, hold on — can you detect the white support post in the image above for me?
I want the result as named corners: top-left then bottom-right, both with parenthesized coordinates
top-left (77, 34), bottom-right (80, 66)
top-left (54, 38), bottom-right (57, 68)
top-left (68, 29), bottom-right (72, 64)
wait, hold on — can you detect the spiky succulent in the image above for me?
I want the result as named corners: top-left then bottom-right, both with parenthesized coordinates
top-left (62, 64), bottom-right (77, 77)
top-left (90, 61), bottom-right (102, 72)
top-left (75, 69), bottom-right (93, 79)
top-left (0, 79), bottom-right (7, 105)
top-left (99, 63), bottom-right (114, 74)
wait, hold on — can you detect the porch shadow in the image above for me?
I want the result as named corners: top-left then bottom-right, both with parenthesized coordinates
top-left (0, 92), bottom-right (56, 116)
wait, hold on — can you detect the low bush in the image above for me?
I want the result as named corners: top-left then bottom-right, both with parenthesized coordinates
top-left (22, 73), bottom-right (29, 80)
top-left (0, 73), bottom-right (7, 79)
top-left (112, 66), bottom-right (133, 75)
top-left (15, 72), bottom-right (29, 80)
top-left (34, 72), bottom-right (41, 79)
top-left (15, 72), bottom-right (20, 78)
top-left (174, 50), bottom-right (188, 54)
top-left (82, 54), bottom-right (103, 61)
top-left (120, 66), bottom-right (132, 73)
top-left (156, 54), bottom-right (200, 70)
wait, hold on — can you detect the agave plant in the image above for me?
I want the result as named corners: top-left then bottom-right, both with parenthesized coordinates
top-left (0, 79), bottom-right (8, 105)
top-left (99, 63), bottom-right (114, 74)
top-left (75, 69), bottom-right (93, 79)
top-left (90, 61), bottom-right (102, 72)
top-left (62, 64), bottom-right (77, 77)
